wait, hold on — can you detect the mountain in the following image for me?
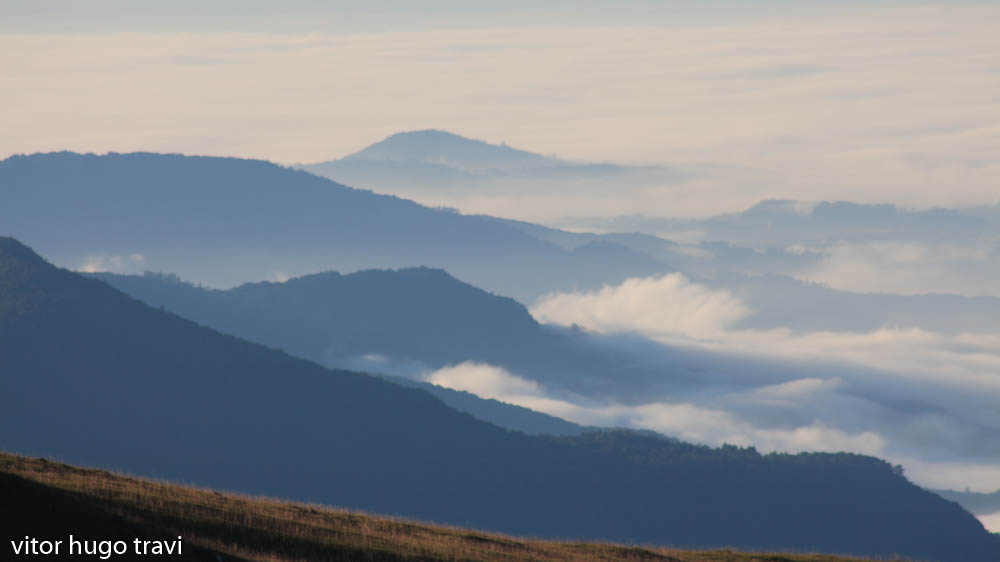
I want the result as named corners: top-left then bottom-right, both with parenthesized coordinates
top-left (89, 267), bottom-right (553, 368)
top-left (337, 129), bottom-right (563, 173)
top-left (298, 130), bottom-right (679, 203)
top-left (3, 237), bottom-right (998, 560)
top-left (87, 267), bottom-right (647, 413)
top-left (88, 264), bottom-right (592, 436)
top-left (0, 151), bottom-right (667, 302)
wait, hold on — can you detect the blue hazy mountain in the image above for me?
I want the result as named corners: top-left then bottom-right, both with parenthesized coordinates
top-left (3, 237), bottom-right (997, 561)
top-left (88, 267), bottom-right (645, 403)
top-left (335, 129), bottom-right (563, 172)
top-left (91, 266), bottom-right (594, 436)
top-left (0, 151), bottom-right (667, 301)
top-left (298, 129), bottom-right (679, 200)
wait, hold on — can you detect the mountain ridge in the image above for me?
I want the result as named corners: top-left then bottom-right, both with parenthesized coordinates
top-left (338, 129), bottom-right (564, 172)
top-left (0, 150), bottom-right (668, 300)
top-left (3, 236), bottom-right (997, 560)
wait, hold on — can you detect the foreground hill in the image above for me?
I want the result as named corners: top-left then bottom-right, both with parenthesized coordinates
top-left (1, 238), bottom-right (997, 561)
top-left (0, 151), bottom-right (665, 300)
top-left (1, 453), bottom-right (867, 562)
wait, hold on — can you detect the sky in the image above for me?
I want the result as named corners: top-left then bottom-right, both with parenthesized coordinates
top-left (3, 1), bottom-right (999, 218)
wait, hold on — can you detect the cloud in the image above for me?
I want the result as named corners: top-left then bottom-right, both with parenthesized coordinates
top-left (532, 275), bottom-right (1000, 400)
top-left (423, 361), bottom-right (886, 460)
top-left (900, 459), bottom-right (1000, 495)
top-left (3, 4), bottom-right (999, 221)
top-left (979, 512), bottom-right (1000, 534)
top-left (523, 274), bottom-right (1000, 491)
top-left (425, 362), bottom-right (543, 400)
top-left (420, 357), bottom-right (1000, 499)
top-left (77, 253), bottom-right (145, 273)
top-left (743, 377), bottom-right (844, 406)
top-left (532, 273), bottom-right (750, 340)
top-left (325, 353), bottom-right (431, 380)
top-left (798, 241), bottom-right (1000, 297)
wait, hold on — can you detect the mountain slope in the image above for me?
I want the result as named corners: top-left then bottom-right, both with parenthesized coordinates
top-left (2, 237), bottom-right (998, 561)
top-left (90, 268), bottom-right (565, 367)
top-left (2, 453), bottom-right (874, 562)
top-left (87, 268), bottom-right (656, 405)
top-left (0, 151), bottom-right (667, 301)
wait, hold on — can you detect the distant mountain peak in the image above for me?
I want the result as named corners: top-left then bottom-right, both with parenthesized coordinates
top-left (340, 129), bottom-right (563, 173)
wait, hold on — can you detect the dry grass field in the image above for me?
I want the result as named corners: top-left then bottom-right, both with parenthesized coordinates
top-left (0, 452), bottom-right (892, 561)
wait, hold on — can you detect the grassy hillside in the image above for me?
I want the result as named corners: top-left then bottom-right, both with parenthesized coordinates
top-left (0, 453), bottom-right (871, 562)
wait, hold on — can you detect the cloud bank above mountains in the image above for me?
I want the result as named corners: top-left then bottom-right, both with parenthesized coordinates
top-left (4, 3), bottom-right (998, 219)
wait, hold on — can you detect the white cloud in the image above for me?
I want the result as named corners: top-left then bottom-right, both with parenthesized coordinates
top-left (899, 459), bottom-right (1000, 495)
top-left (424, 362), bottom-right (544, 401)
top-left (525, 274), bottom-right (1000, 490)
top-left (531, 276), bottom-right (1000, 400)
top-left (77, 253), bottom-right (145, 273)
top-left (532, 273), bottom-right (750, 340)
top-left (978, 512), bottom-right (1000, 534)
top-left (421, 359), bottom-right (1000, 494)
top-left (743, 377), bottom-right (843, 406)
top-left (423, 362), bottom-right (886, 456)
top-left (798, 241), bottom-right (1000, 297)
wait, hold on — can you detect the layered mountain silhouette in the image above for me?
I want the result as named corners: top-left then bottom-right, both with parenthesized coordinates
top-left (2, 237), bottom-right (997, 561)
top-left (93, 266), bottom-right (589, 436)
top-left (0, 151), bottom-right (666, 302)
top-left (89, 267), bottom-right (636, 431)
top-left (5, 150), bottom-right (994, 334)
top-left (88, 267), bottom-right (617, 373)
